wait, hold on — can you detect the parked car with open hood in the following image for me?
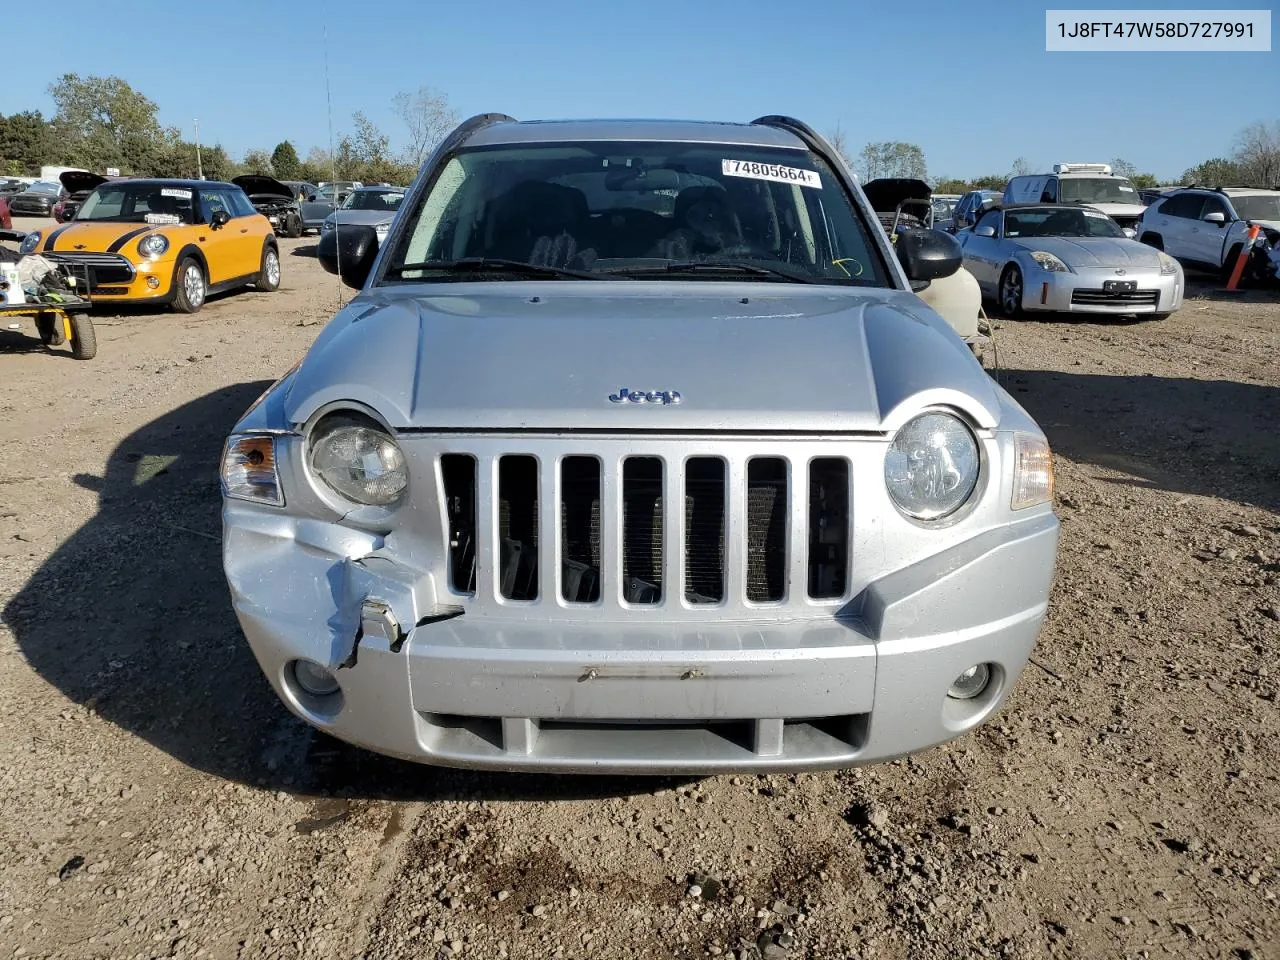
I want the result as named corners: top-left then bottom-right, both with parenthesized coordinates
top-left (9, 180), bottom-right (67, 218)
top-left (318, 185), bottom-right (406, 244)
top-left (221, 113), bottom-right (1059, 775)
top-left (233, 175), bottom-right (305, 238)
top-left (20, 178), bottom-right (280, 313)
top-left (53, 171), bottom-right (124, 223)
top-left (958, 203), bottom-right (1183, 318)
top-left (1136, 186), bottom-right (1280, 282)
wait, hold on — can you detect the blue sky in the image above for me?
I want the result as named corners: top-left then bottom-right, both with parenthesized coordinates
top-left (3, 0), bottom-right (1274, 180)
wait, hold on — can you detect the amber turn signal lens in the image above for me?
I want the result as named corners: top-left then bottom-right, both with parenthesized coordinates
top-left (221, 435), bottom-right (283, 506)
top-left (1011, 434), bottom-right (1054, 510)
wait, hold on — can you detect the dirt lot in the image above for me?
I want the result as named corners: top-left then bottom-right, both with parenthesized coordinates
top-left (0, 216), bottom-right (1277, 960)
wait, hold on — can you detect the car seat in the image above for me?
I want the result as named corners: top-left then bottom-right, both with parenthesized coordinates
top-left (648, 186), bottom-right (743, 258)
top-left (485, 180), bottom-right (589, 266)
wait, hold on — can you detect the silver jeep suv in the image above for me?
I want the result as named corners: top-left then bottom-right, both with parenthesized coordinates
top-left (221, 115), bottom-right (1059, 774)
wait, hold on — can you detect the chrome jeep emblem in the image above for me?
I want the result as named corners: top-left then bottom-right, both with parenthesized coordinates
top-left (609, 387), bottom-right (682, 405)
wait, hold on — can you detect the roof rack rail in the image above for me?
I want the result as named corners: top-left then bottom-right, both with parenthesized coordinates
top-left (418, 113), bottom-right (516, 171)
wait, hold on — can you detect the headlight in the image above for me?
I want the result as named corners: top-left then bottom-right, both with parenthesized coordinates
top-left (1011, 434), bottom-right (1054, 510)
top-left (19, 231), bottom-right (41, 255)
top-left (1029, 251), bottom-right (1069, 273)
top-left (221, 435), bottom-right (283, 506)
top-left (884, 412), bottom-right (981, 521)
top-left (1157, 252), bottom-right (1178, 275)
top-left (308, 413), bottom-right (408, 506)
top-left (137, 233), bottom-right (169, 258)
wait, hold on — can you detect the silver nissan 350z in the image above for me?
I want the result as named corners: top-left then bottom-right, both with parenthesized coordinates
top-left (220, 114), bottom-right (1060, 775)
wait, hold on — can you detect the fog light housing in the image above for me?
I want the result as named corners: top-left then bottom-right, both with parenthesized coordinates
top-left (292, 659), bottom-right (339, 697)
top-left (146, 276), bottom-right (160, 289)
top-left (947, 663), bottom-right (991, 700)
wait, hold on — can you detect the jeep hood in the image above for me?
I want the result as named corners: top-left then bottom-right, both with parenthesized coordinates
top-left (281, 284), bottom-right (1002, 433)
top-left (232, 175), bottom-right (294, 199)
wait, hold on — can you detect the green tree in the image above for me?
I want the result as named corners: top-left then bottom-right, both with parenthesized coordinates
top-left (1130, 172), bottom-right (1160, 189)
top-left (299, 146), bottom-right (333, 185)
top-left (0, 111), bottom-right (56, 174)
top-left (858, 141), bottom-right (927, 181)
top-left (969, 174), bottom-right (1008, 190)
top-left (1180, 157), bottom-right (1243, 186)
top-left (270, 141), bottom-right (301, 180)
top-left (49, 73), bottom-right (174, 173)
top-left (932, 177), bottom-right (970, 194)
top-left (241, 148), bottom-right (273, 175)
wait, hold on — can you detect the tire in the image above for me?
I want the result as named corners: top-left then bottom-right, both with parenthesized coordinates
top-left (69, 313), bottom-right (97, 360)
top-left (171, 257), bottom-right (207, 313)
top-left (285, 212), bottom-right (303, 238)
top-left (35, 311), bottom-right (65, 347)
top-left (1220, 245), bottom-right (1243, 285)
top-left (1140, 233), bottom-right (1163, 250)
top-left (998, 265), bottom-right (1025, 319)
top-left (256, 244), bottom-right (281, 292)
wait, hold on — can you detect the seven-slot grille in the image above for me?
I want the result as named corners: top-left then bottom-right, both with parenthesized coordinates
top-left (1071, 288), bottom-right (1160, 306)
top-left (440, 453), bottom-right (850, 607)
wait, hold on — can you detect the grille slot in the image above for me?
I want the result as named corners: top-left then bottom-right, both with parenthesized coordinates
top-left (622, 457), bottom-right (663, 604)
top-left (560, 456), bottom-right (601, 603)
top-left (808, 458), bottom-right (849, 599)
top-left (684, 457), bottom-right (726, 604)
top-left (440, 454), bottom-right (477, 594)
top-left (746, 458), bottom-right (788, 602)
top-left (498, 455), bottom-right (538, 601)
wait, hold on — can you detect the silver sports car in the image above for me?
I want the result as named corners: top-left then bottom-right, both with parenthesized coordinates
top-left (958, 203), bottom-right (1184, 318)
top-left (221, 115), bottom-right (1059, 775)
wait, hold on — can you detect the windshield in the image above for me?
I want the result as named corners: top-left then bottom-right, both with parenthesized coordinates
top-left (76, 184), bottom-right (196, 224)
top-left (28, 181), bottom-right (61, 194)
top-left (342, 190), bottom-right (404, 212)
top-left (1004, 207), bottom-right (1125, 239)
top-left (1059, 177), bottom-right (1139, 205)
top-left (384, 140), bottom-right (888, 285)
top-left (1231, 194), bottom-right (1280, 221)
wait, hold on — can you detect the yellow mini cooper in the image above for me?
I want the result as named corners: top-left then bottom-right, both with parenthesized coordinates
top-left (19, 178), bottom-right (281, 313)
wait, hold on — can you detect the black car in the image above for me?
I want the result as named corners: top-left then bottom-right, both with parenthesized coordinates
top-left (231, 175), bottom-right (305, 237)
top-left (9, 180), bottom-right (67, 217)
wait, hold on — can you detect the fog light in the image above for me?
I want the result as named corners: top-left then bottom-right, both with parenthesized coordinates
top-left (292, 659), bottom-right (339, 696)
top-left (146, 276), bottom-right (160, 289)
top-left (947, 663), bottom-right (991, 700)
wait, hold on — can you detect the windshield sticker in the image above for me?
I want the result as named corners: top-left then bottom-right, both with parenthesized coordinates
top-left (1083, 210), bottom-right (1109, 218)
top-left (160, 188), bottom-right (192, 199)
top-left (1118, 185), bottom-right (1135, 192)
top-left (145, 213), bottom-right (182, 225)
top-left (722, 159), bottom-right (821, 189)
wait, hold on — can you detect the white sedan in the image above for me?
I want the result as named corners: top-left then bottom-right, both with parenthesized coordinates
top-left (958, 204), bottom-right (1184, 319)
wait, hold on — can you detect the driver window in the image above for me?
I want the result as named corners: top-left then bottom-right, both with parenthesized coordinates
top-left (201, 190), bottom-right (233, 221)
top-left (1201, 197), bottom-right (1228, 220)
top-left (975, 210), bottom-right (1002, 236)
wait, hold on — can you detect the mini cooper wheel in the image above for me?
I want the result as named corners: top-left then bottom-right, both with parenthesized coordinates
top-left (257, 245), bottom-right (282, 292)
top-left (172, 258), bottom-right (207, 313)
top-left (999, 265), bottom-right (1025, 319)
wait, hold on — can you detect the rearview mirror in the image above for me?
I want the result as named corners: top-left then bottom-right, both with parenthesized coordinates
top-left (896, 228), bottom-right (962, 282)
top-left (318, 223), bottom-right (378, 290)
top-left (1203, 211), bottom-right (1226, 224)
top-left (974, 224), bottom-right (996, 238)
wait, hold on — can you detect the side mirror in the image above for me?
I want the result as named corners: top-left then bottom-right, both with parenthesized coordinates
top-left (1203, 211), bottom-right (1226, 225)
top-left (210, 209), bottom-right (231, 229)
top-left (896, 227), bottom-right (962, 282)
top-left (1122, 227), bottom-right (1137, 239)
top-left (974, 224), bottom-right (996, 238)
top-left (318, 223), bottom-right (378, 290)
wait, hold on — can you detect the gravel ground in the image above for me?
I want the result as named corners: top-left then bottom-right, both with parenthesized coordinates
top-left (0, 216), bottom-right (1277, 960)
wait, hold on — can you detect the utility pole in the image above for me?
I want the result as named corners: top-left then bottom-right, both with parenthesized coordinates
top-left (194, 118), bottom-right (204, 180)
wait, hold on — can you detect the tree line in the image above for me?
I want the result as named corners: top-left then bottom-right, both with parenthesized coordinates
top-left (0, 74), bottom-right (457, 187)
top-left (1, 74), bottom-right (1276, 196)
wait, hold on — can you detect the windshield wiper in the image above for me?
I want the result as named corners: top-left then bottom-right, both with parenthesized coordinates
top-left (608, 260), bottom-right (817, 283)
top-left (387, 258), bottom-right (617, 281)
